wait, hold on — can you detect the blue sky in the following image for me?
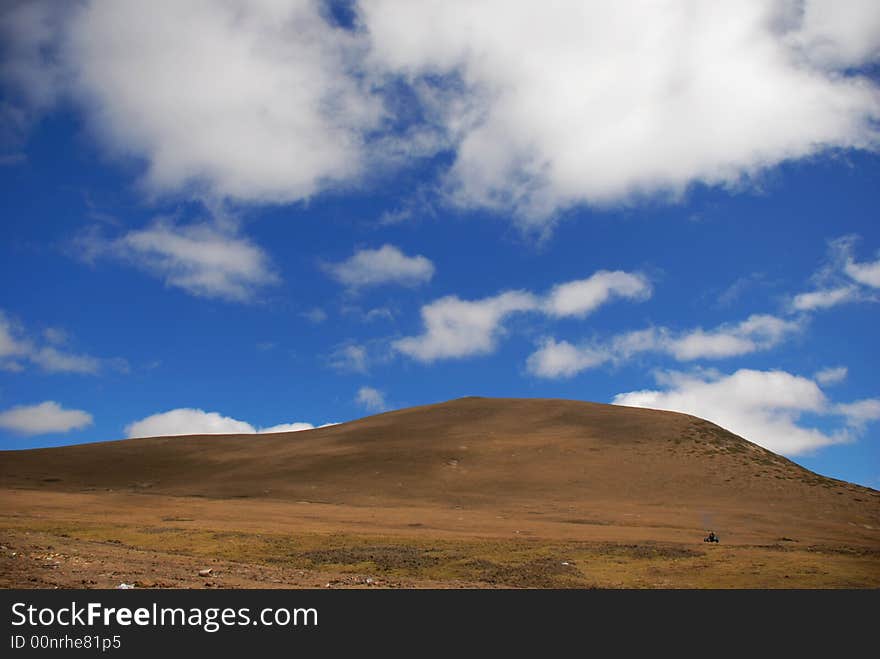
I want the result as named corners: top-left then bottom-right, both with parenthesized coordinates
top-left (1, 1), bottom-right (879, 487)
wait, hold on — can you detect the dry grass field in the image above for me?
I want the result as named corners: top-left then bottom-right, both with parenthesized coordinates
top-left (2, 397), bottom-right (878, 588)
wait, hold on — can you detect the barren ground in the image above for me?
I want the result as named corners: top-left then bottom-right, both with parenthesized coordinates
top-left (2, 398), bottom-right (878, 588)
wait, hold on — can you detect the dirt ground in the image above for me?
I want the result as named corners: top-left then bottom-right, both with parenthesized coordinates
top-left (2, 489), bottom-right (878, 589)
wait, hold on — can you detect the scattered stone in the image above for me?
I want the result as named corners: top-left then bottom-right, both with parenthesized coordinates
top-left (198, 568), bottom-right (213, 577)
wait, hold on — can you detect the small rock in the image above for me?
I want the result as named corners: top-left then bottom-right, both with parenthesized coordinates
top-left (116, 583), bottom-right (135, 590)
top-left (198, 568), bottom-right (213, 577)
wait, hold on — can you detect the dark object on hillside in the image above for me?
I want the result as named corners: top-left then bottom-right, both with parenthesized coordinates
top-left (704, 531), bottom-right (719, 543)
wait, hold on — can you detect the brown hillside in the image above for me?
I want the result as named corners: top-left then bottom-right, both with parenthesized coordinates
top-left (2, 398), bottom-right (879, 588)
top-left (1, 397), bottom-right (877, 521)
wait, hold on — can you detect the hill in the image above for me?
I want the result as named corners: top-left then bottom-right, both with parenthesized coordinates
top-left (1, 398), bottom-right (878, 588)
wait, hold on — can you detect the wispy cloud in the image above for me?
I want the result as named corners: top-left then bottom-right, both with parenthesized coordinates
top-left (790, 236), bottom-right (880, 311)
top-left (76, 219), bottom-right (278, 302)
top-left (395, 270), bottom-right (650, 363)
top-left (527, 314), bottom-right (803, 378)
top-left (330, 344), bottom-right (369, 374)
top-left (356, 386), bottom-right (387, 412)
top-left (0, 310), bottom-right (126, 375)
top-left (814, 366), bottom-right (848, 386)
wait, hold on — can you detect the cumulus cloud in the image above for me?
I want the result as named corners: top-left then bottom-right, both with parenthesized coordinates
top-left (4, 1), bottom-right (879, 226)
top-left (356, 386), bottom-right (387, 412)
top-left (815, 366), bottom-right (848, 386)
top-left (665, 314), bottom-right (801, 361)
top-left (362, 0), bottom-right (880, 223)
top-left (527, 314), bottom-right (801, 378)
top-left (394, 291), bottom-right (539, 362)
top-left (78, 219), bottom-right (277, 302)
top-left (0, 310), bottom-right (124, 374)
top-left (324, 244), bottom-right (435, 289)
top-left (259, 422), bottom-right (317, 434)
top-left (396, 269), bottom-right (649, 362)
top-left (613, 368), bottom-right (877, 456)
top-left (0, 401), bottom-right (93, 436)
top-left (794, 0), bottom-right (880, 69)
top-left (124, 408), bottom-right (326, 438)
top-left (10, 0), bottom-right (383, 203)
top-left (543, 271), bottom-right (651, 318)
top-left (526, 338), bottom-right (608, 379)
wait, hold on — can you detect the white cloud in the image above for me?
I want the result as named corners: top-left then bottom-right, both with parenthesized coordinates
top-left (526, 338), bottom-right (608, 379)
top-left (0, 2), bottom-right (61, 107)
top-left (363, 307), bottom-right (395, 322)
top-left (301, 308), bottom-right (328, 324)
top-left (527, 314), bottom-right (801, 378)
top-left (836, 398), bottom-right (880, 430)
top-left (544, 271), bottom-right (651, 318)
top-left (330, 344), bottom-right (369, 373)
top-left (124, 408), bottom-right (323, 438)
top-left (35, 0), bottom-right (381, 203)
top-left (362, 0), bottom-right (880, 223)
top-left (42, 327), bottom-right (68, 345)
top-left (843, 250), bottom-right (880, 288)
top-left (29, 347), bottom-right (103, 375)
top-left (5, 2), bottom-right (879, 226)
top-left (665, 314), bottom-right (801, 361)
top-left (0, 312), bottom-right (29, 363)
top-left (80, 219), bottom-right (277, 302)
top-left (394, 291), bottom-right (538, 362)
top-left (356, 386), bottom-right (387, 412)
top-left (613, 368), bottom-right (877, 456)
top-left (259, 422), bottom-right (316, 433)
top-left (815, 366), bottom-right (848, 386)
top-left (791, 236), bottom-right (879, 311)
top-left (0, 401), bottom-right (93, 436)
top-left (791, 285), bottom-right (861, 311)
top-left (324, 244), bottom-right (434, 289)
top-left (794, 0), bottom-right (880, 69)
top-left (0, 310), bottom-right (123, 374)
top-left (396, 269), bottom-right (649, 362)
